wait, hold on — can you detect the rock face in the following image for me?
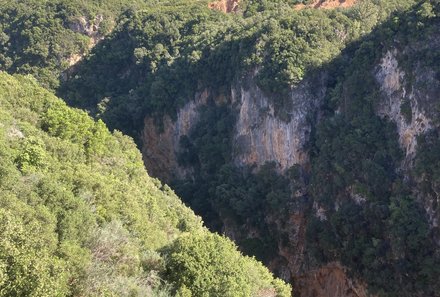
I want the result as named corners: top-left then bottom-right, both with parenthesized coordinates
top-left (65, 15), bottom-right (107, 68)
top-left (68, 15), bottom-right (105, 44)
top-left (208, 0), bottom-right (240, 13)
top-left (141, 72), bottom-right (326, 181)
top-left (232, 73), bottom-right (326, 171)
top-left (375, 49), bottom-right (433, 164)
top-left (375, 48), bottom-right (440, 233)
top-left (142, 90), bottom-right (209, 181)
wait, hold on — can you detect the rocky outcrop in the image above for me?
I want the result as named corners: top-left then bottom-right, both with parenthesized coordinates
top-left (232, 72), bottom-right (326, 171)
top-left (141, 90), bottom-right (209, 181)
top-left (208, 0), bottom-right (240, 13)
top-left (141, 71), bottom-right (325, 180)
top-left (375, 48), bottom-right (440, 236)
top-left (295, 0), bottom-right (357, 10)
top-left (142, 70), bottom-right (326, 181)
top-left (375, 49), bottom-right (433, 164)
top-left (68, 15), bottom-right (105, 46)
top-left (65, 15), bottom-right (107, 69)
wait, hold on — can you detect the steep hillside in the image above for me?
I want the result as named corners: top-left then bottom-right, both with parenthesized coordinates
top-left (0, 0), bottom-right (212, 90)
top-left (58, 0), bottom-right (440, 296)
top-left (1, 0), bottom-right (440, 296)
top-left (0, 72), bottom-right (290, 296)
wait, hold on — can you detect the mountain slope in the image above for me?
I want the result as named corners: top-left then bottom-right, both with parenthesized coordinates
top-left (56, 0), bottom-right (440, 296)
top-left (1, 0), bottom-right (440, 296)
top-left (0, 72), bottom-right (290, 297)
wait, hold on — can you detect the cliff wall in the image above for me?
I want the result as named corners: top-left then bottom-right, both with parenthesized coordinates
top-left (140, 17), bottom-right (440, 297)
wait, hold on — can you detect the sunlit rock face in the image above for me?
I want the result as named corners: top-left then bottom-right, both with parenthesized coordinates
top-left (375, 49), bottom-right (433, 162)
top-left (375, 47), bottom-right (440, 240)
top-left (232, 72), bottom-right (326, 171)
top-left (141, 70), bottom-right (326, 180)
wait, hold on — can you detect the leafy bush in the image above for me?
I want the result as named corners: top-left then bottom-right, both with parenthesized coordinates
top-left (165, 232), bottom-right (291, 297)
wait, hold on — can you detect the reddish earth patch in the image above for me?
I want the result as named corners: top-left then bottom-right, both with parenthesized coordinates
top-left (296, 262), bottom-right (372, 297)
top-left (294, 0), bottom-right (357, 10)
top-left (208, 0), bottom-right (240, 13)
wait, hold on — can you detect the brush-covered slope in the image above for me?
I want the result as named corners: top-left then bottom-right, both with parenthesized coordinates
top-left (58, 0), bottom-right (440, 296)
top-left (0, 0), bottom-right (213, 90)
top-left (0, 72), bottom-right (290, 297)
top-left (1, 0), bottom-right (440, 296)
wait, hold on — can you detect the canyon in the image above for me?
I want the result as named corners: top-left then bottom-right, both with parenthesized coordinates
top-left (141, 42), bottom-right (440, 297)
top-left (3, 0), bottom-right (439, 296)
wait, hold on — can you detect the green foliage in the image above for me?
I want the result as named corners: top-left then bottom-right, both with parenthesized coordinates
top-left (165, 232), bottom-right (291, 297)
top-left (2, 1), bottom-right (439, 296)
top-left (0, 0), bottom-right (88, 89)
top-left (15, 136), bottom-right (48, 172)
top-left (0, 206), bottom-right (69, 296)
top-left (305, 2), bottom-right (440, 296)
top-left (0, 0), bottom-right (421, 134)
top-left (0, 72), bottom-right (289, 296)
top-left (0, 0), bottom-right (180, 89)
top-left (415, 131), bottom-right (440, 235)
top-left (174, 104), bottom-right (292, 263)
top-left (58, 0), bottom-right (417, 135)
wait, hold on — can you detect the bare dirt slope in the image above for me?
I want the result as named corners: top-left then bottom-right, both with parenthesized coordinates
top-left (295, 0), bottom-right (357, 10)
top-left (208, 0), bottom-right (240, 13)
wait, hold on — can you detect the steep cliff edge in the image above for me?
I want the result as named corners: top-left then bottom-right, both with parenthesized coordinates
top-left (140, 4), bottom-right (440, 296)
top-left (141, 71), bottom-right (325, 181)
top-left (140, 69), bottom-right (373, 297)
top-left (232, 72), bottom-right (326, 171)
